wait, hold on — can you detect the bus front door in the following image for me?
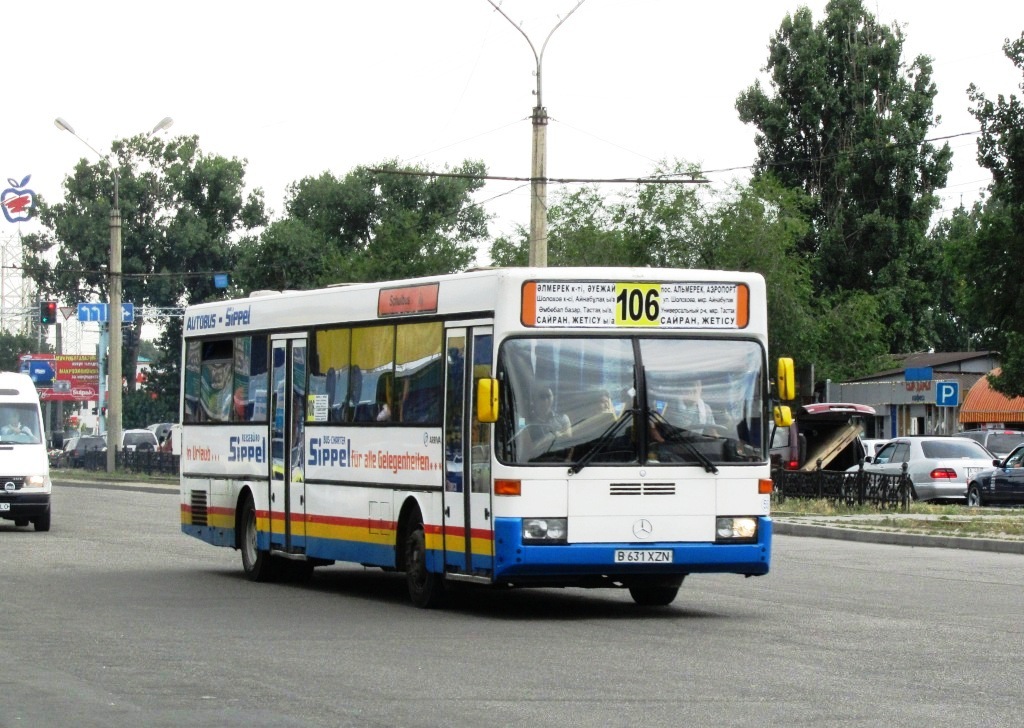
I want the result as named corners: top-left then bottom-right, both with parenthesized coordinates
top-left (443, 327), bottom-right (494, 579)
top-left (270, 335), bottom-right (307, 553)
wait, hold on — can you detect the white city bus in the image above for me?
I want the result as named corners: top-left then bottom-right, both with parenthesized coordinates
top-left (179, 267), bottom-right (789, 607)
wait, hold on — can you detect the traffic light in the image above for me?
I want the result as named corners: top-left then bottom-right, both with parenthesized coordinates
top-left (40, 300), bottom-right (58, 325)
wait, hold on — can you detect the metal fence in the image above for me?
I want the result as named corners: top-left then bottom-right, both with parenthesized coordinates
top-left (773, 463), bottom-right (910, 511)
top-left (58, 450), bottom-right (180, 477)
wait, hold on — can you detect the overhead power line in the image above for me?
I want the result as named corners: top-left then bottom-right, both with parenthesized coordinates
top-left (367, 168), bottom-right (709, 185)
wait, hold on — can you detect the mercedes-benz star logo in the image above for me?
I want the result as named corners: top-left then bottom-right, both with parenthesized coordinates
top-left (633, 519), bottom-right (653, 539)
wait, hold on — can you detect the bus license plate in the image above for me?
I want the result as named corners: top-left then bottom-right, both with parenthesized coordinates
top-left (0, 503), bottom-right (9, 511)
top-left (614, 549), bottom-right (672, 563)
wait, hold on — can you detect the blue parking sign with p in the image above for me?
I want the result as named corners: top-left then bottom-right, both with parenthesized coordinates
top-left (936, 381), bottom-right (959, 407)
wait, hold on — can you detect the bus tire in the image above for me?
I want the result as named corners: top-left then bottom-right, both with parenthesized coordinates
top-left (240, 492), bottom-right (276, 582)
top-left (404, 518), bottom-right (445, 609)
top-left (628, 579), bottom-right (682, 606)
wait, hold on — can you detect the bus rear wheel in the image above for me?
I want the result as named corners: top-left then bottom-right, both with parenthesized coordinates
top-left (240, 493), bottom-right (277, 582)
top-left (404, 518), bottom-right (445, 609)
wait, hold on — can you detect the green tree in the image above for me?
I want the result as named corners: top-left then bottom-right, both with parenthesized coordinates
top-left (0, 331), bottom-right (48, 372)
top-left (735, 0), bottom-right (952, 354)
top-left (927, 203), bottom-right (991, 353)
top-left (491, 169), bottom-right (883, 381)
top-left (22, 133), bottom-right (267, 405)
top-left (967, 34), bottom-right (1024, 396)
top-left (235, 160), bottom-right (488, 291)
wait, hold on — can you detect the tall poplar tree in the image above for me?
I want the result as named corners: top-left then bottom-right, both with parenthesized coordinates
top-left (966, 34), bottom-right (1024, 395)
top-left (735, 0), bottom-right (951, 354)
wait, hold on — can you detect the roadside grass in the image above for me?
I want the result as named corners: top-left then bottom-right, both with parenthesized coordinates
top-left (774, 496), bottom-right (1024, 540)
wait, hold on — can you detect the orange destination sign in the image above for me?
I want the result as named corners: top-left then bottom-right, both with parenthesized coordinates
top-left (378, 283), bottom-right (440, 317)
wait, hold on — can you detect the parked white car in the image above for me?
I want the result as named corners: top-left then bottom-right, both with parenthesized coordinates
top-left (860, 438), bottom-right (889, 459)
top-left (121, 428), bottom-right (159, 452)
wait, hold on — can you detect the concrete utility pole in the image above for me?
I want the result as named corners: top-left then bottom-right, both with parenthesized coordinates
top-left (487, 0), bottom-right (587, 267)
top-left (108, 176), bottom-right (122, 473)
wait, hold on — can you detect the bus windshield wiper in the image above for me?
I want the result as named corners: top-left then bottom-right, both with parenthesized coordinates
top-left (648, 411), bottom-right (719, 474)
top-left (568, 409), bottom-right (634, 474)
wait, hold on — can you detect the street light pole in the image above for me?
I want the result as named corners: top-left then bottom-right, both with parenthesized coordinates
top-left (55, 116), bottom-right (173, 472)
top-left (487, 0), bottom-right (587, 267)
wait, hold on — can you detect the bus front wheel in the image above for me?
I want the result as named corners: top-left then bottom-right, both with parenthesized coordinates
top-left (628, 577), bottom-right (683, 606)
top-left (240, 493), bottom-right (276, 582)
top-left (404, 518), bottom-right (445, 609)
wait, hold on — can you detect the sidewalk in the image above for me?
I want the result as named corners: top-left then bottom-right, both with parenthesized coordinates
top-left (773, 514), bottom-right (1024, 555)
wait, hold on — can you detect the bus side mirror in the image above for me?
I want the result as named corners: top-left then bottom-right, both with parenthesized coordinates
top-left (477, 378), bottom-right (499, 423)
top-left (777, 357), bottom-right (795, 401)
top-left (773, 405), bottom-right (792, 428)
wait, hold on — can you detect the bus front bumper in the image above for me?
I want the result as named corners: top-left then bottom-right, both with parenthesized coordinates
top-left (491, 516), bottom-right (772, 584)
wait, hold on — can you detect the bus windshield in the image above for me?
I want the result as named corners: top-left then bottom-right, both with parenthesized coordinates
top-left (496, 337), bottom-right (766, 467)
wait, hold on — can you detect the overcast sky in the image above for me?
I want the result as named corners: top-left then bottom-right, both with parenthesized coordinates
top-left (4, 0), bottom-right (1023, 250)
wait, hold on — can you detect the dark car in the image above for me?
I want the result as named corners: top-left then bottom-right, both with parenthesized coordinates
top-left (67, 435), bottom-right (107, 468)
top-left (967, 444), bottom-right (1024, 506)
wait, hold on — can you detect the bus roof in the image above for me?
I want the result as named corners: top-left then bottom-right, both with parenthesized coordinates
top-left (183, 267), bottom-right (768, 339)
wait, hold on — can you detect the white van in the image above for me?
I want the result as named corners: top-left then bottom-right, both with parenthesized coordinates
top-left (0, 372), bottom-right (51, 531)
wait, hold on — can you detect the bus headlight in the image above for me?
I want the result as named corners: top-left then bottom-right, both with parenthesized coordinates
top-left (522, 517), bottom-right (567, 544)
top-left (23, 475), bottom-right (47, 488)
top-left (716, 517), bottom-right (757, 542)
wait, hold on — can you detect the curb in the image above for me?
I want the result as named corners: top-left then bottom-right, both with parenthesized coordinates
top-left (54, 478), bottom-right (179, 495)
top-left (773, 519), bottom-right (1024, 555)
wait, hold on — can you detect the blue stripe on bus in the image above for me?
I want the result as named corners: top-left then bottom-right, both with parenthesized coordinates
top-left (181, 524), bottom-right (236, 548)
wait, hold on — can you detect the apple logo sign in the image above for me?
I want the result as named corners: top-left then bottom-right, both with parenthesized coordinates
top-left (2, 175), bottom-right (36, 223)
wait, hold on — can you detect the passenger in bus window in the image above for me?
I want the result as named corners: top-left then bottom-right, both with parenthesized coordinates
top-left (669, 380), bottom-right (716, 427)
top-left (376, 373), bottom-right (394, 422)
top-left (526, 386), bottom-right (571, 438)
top-left (346, 366), bottom-right (363, 422)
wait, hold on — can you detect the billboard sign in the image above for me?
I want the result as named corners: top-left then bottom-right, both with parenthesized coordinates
top-left (19, 353), bottom-right (100, 402)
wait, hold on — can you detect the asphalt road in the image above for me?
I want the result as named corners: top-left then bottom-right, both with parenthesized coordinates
top-left (1, 481), bottom-right (1021, 727)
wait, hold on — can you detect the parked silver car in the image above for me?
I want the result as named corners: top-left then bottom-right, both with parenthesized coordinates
top-left (861, 436), bottom-right (994, 501)
top-left (958, 429), bottom-right (1024, 459)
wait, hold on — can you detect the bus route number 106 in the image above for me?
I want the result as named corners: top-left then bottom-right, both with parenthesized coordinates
top-left (615, 284), bottom-right (661, 327)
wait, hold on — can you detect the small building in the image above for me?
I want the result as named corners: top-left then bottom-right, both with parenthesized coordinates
top-left (826, 351), bottom-right (999, 439)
